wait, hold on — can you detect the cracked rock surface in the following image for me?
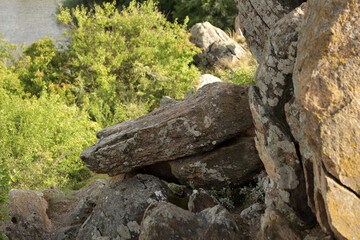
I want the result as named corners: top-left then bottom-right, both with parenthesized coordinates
top-left (81, 82), bottom-right (253, 176)
top-left (76, 175), bottom-right (170, 240)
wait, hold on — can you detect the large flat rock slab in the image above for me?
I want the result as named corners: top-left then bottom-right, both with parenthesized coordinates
top-left (80, 83), bottom-right (252, 176)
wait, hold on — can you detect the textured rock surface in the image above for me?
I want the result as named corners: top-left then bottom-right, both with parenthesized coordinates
top-left (1, 189), bottom-right (52, 240)
top-left (249, 86), bottom-right (314, 222)
top-left (190, 22), bottom-right (249, 69)
top-left (290, 0), bottom-right (360, 238)
top-left (169, 135), bottom-right (262, 189)
top-left (139, 202), bottom-right (240, 240)
top-left (76, 175), bottom-right (170, 240)
top-left (81, 83), bottom-right (253, 176)
top-left (235, 0), bottom-right (305, 63)
top-left (188, 189), bottom-right (218, 213)
top-left (62, 179), bottom-right (107, 228)
top-left (258, 209), bottom-right (302, 240)
top-left (195, 74), bottom-right (221, 90)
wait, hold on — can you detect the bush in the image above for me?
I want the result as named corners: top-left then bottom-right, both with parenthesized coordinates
top-left (172, 0), bottom-right (238, 30)
top-left (57, 0), bottom-right (200, 127)
top-left (0, 91), bottom-right (100, 190)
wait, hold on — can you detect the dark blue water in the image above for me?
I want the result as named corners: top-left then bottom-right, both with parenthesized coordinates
top-left (0, 0), bottom-right (65, 46)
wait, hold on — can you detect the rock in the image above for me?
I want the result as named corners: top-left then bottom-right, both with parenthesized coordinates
top-left (255, 3), bottom-right (306, 117)
top-left (63, 180), bottom-right (108, 227)
top-left (139, 202), bottom-right (240, 240)
top-left (1, 189), bottom-right (52, 240)
top-left (159, 96), bottom-right (176, 108)
top-left (240, 203), bottom-right (265, 220)
top-left (290, 0), bottom-right (360, 238)
top-left (169, 135), bottom-right (262, 190)
top-left (56, 225), bottom-right (81, 240)
top-left (81, 83), bottom-right (253, 176)
top-left (234, 15), bottom-right (244, 38)
top-left (235, 0), bottom-right (306, 63)
top-left (76, 174), bottom-right (170, 240)
top-left (249, 86), bottom-right (314, 222)
top-left (258, 209), bottom-right (302, 240)
top-left (189, 22), bottom-right (249, 70)
top-left (188, 189), bottom-right (218, 213)
top-left (195, 74), bottom-right (221, 90)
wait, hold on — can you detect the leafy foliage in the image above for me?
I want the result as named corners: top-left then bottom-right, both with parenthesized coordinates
top-left (61, 0), bottom-right (238, 30)
top-left (0, 92), bottom-right (100, 190)
top-left (57, 0), bottom-right (200, 127)
top-left (172, 0), bottom-right (238, 30)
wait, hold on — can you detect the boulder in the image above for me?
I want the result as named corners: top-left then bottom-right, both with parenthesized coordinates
top-left (258, 209), bottom-right (302, 240)
top-left (195, 74), bottom-right (221, 90)
top-left (139, 202), bottom-right (241, 240)
top-left (249, 86), bottom-right (314, 222)
top-left (189, 22), bottom-right (249, 70)
top-left (235, 0), bottom-right (306, 63)
top-left (289, 0), bottom-right (360, 238)
top-left (76, 174), bottom-right (170, 240)
top-left (62, 179), bottom-right (108, 228)
top-left (187, 189), bottom-right (218, 213)
top-left (1, 189), bottom-right (52, 240)
top-left (81, 83), bottom-right (253, 176)
top-left (169, 135), bottom-right (262, 190)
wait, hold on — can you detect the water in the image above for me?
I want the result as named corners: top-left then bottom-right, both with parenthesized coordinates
top-left (0, 0), bottom-right (66, 47)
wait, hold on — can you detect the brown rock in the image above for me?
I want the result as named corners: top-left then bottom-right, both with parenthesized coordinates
top-left (1, 189), bottom-right (52, 240)
top-left (81, 83), bottom-right (253, 176)
top-left (189, 22), bottom-right (249, 70)
top-left (258, 209), bottom-right (302, 240)
top-left (139, 202), bottom-right (241, 240)
top-left (76, 174), bottom-right (170, 240)
top-left (290, 0), bottom-right (360, 238)
top-left (188, 189), bottom-right (218, 213)
top-left (235, 0), bottom-right (305, 62)
top-left (169, 136), bottom-right (262, 190)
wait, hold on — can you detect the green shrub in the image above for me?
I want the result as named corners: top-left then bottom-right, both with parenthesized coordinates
top-left (225, 68), bottom-right (256, 86)
top-left (0, 91), bottom-right (100, 190)
top-left (57, 0), bottom-right (200, 127)
top-left (172, 0), bottom-right (238, 30)
top-left (15, 37), bottom-right (72, 98)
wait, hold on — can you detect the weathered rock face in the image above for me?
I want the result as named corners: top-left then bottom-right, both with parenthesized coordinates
top-left (258, 209), bottom-right (302, 240)
top-left (61, 179), bottom-right (108, 230)
top-left (169, 135), bottom-right (262, 189)
top-left (240, 0), bottom-right (360, 237)
top-left (188, 189), bottom-right (218, 213)
top-left (189, 22), bottom-right (249, 70)
top-left (1, 189), bottom-right (52, 240)
top-left (290, 0), bottom-right (360, 238)
top-left (235, 0), bottom-right (306, 63)
top-left (139, 202), bottom-right (241, 240)
top-left (76, 174), bottom-right (170, 240)
top-left (247, 3), bottom-right (314, 223)
top-left (81, 83), bottom-right (253, 176)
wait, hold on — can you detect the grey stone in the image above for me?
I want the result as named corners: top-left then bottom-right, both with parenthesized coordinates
top-left (81, 83), bottom-right (253, 176)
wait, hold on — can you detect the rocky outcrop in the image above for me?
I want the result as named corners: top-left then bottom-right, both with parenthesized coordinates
top-left (239, 0), bottom-right (360, 238)
top-left (248, 3), bottom-right (314, 223)
top-left (289, 0), bottom-right (360, 238)
top-left (235, 0), bottom-right (306, 63)
top-left (189, 22), bottom-right (249, 70)
top-left (139, 202), bottom-right (241, 240)
top-left (57, 179), bottom-right (108, 239)
top-left (81, 83), bottom-right (253, 176)
top-left (169, 135), bottom-right (262, 189)
top-left (76, 174), bottom-right (170, 240)
top-left (1, 189), bottom-right (52, 240)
